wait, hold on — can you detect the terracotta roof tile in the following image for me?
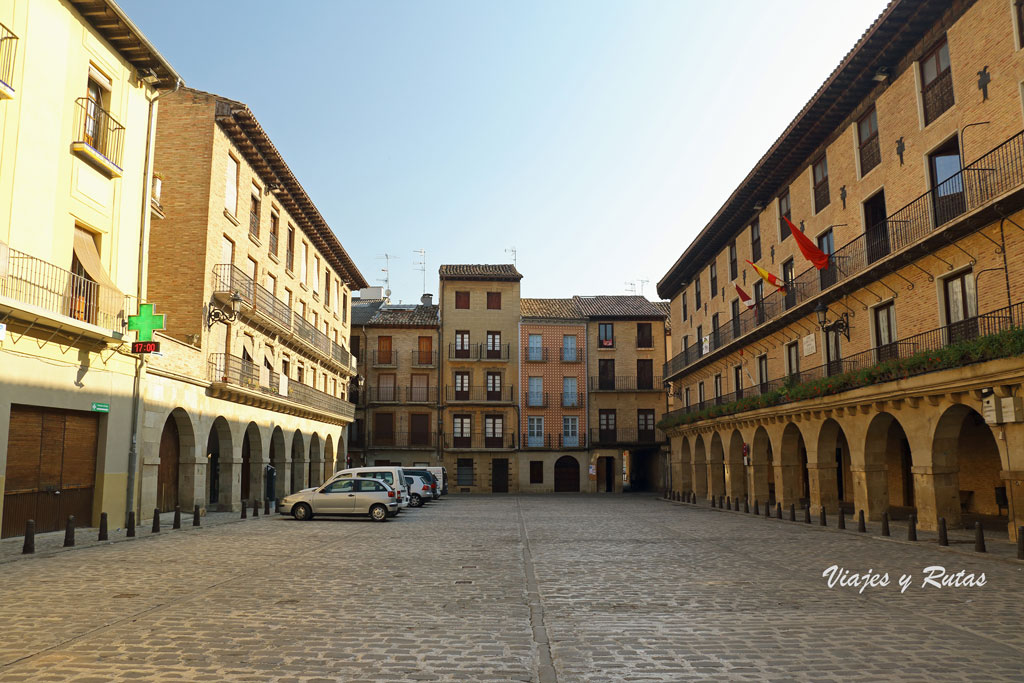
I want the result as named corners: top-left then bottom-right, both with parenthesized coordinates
top-left (572, 295), bottom-right (668, 319)
top-left (520, 298), bottom-right (582, 319)
top-left (368, 305), bottom-right (439, 327)
top-left (351, 300), bottom-right (385, 325)
top-left (438, 264), bottom-right (522, 281)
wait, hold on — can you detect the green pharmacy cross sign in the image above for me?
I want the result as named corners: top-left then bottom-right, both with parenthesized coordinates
top-left (128, 303), bottom-right (166, 342)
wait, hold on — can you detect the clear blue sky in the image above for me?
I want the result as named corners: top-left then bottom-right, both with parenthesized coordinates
top-left (120, 0), bottom-right (890, 302)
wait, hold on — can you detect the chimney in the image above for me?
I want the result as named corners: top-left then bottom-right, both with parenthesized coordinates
top-left (420, 293), bottom-right (433, 306)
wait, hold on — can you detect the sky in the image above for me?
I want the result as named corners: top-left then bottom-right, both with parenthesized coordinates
top-left (120, 0), bottom-right (891, 303)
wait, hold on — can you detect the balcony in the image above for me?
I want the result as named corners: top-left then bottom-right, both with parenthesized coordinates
top-left (445, 386), bottom-right (516, 404)
top-left (367, 386), bottom-right (401, 404)
top-left (589, 427), bottom-right (665, 447)
top-left (636, 335), bottom-right (654, 350)
top-left (444, 431), bottom-right (516, 450)
top-left (597, 336), bottom-right (615, 349)
top-left (923, 69), bottom-right (954, 126)
top-left (526, 391), bottom-right (548, 408)
top-left (0, 21), bottom-right (17, 99)
top-left (372, 349), bottom-right (397, 368)
top-left (663, 129), bottom-right (1024, 383)
top-left (406, 386), bottom-right (439, 403)
top-left (588, 375), bottom-right (664, 392)
top-left (561, 391), bottom-right (584, 408)
top-left (207, 353), bottom-right (355, 424)
top-left (72, 97), bottom-right (124, 177)
top-left (524, 346), bottom-right (548, 362)
top-left (249, 207), bottom-right (260, 239)
top-left (0, 242), bottom-right (129, 340)
top-left (367, 385), bottom-right (438, 404)
top-left (368, 431), bottom-right (438, 449)
top-left (448, 343), bottom-right (510, 361)
top-left (411, 350), bottom-right (438, 367)
top-left (560, 346), bottom-right (581, 362)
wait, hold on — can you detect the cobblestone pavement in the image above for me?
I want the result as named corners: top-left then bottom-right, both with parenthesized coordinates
top-left (0, 495), bottom-right (1021, 682)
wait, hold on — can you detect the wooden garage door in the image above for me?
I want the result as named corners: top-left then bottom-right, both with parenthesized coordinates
top-left (2, 405), bottom-right (98, 538)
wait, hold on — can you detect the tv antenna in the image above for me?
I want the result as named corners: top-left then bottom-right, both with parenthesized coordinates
top-left (624, 281), bottom-right (637, 294)
top-left (413, 248), bottom-right (427, 296)
top-left (505, 246), bottom-right (517, 267)
top-left (376, 252), bottom-right (398, 299)
top-left (637, 279), bottom-right (649, 296)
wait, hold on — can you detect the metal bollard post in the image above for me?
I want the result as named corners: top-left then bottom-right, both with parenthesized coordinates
top-left (753, 500), bottom-right (759, 516)
top-left (744, 497), bottom-right (749, 514)
top-left (127, 510), bottom-right (135, 537)
top-left (938, 517), bottom-right (948, 546)
top-left (1017, 526), bottom-right (1023, 560)
top-left (777, 502), bottom-right (783, 519)
top-left (734, 497), bottom-right (739, 511)
top-left (193, 505), bottom-right (201, 527)
top-left (881, 511), bottom-right (890, 537)
top-left (907, 513), bottom-right (917, 542)
top-left (241, 502), bottom-right (247, 519)
top-left (22, 520), bottom-right (35, 554)
top-left (857, 510), bottom-right (866, 533)
top-left (264, 498), bottom-right (271, 515)
top-left (838, 509), bottom-right (845, 530)
top-left (719, 495), bottom-right (724, 509)
top-left (152, 509), bottom-right (160, 533)
top-left (726, 496), bottom-right (731, 510)
top-left (804, 504), bottom-right (811, 524)
top-left (99, 512), bottom-right (108, 541)
top-left (765, 502), bottom-right (771, 518)
top-left (819, 507), bottom-right (827, 527)
top-left (64, 515), bottom-right (75, 547)
top-left (253, 499), bottom-right (259, 518)
top-left (173, 506), bottom-right (181, 530)
top-left (711, 496), bottom-right (716, 508)
top-left (975, 522), bottom-right (986, 553)
top-left (789, 503), bottom-right (796, 522)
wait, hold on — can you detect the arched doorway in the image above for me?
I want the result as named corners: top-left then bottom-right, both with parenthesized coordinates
top-left (324, 435), bottom-right (335, 481)
top-left (726, 429), bottom-right (747, 501)
top-left (207, 417), bottom-right (234, 510)
top-left (751, 426), bottom-right (775, 505)
top-left (693, 435), bottom-right (708, 498)
top-left (864, 412), bottom-right (914, 520)
top-left (678, 436), bottom-right (692, 494)
top-left (290, 430), bottom-right (305, 494)
top-left (238, 422), bottom-right (261, 506)
top-left (157, 416), bottom-right (181, 513)
top-left (708, 432), bottom-right (726, 498)
top-left (269, 427), bottom-right (286, 501)
top-left (308, 434), bottom-right (322, 487)
top-left (816, 418), bottom-right (853, 514)
top-left (933, 405), bottom-right (1005, 534)
top-left (780, 422), bottom-right (809, 508)
top-left (596, 455), bottom-right (616, 492)
top-left (554, 455), bottom-right (580, 492)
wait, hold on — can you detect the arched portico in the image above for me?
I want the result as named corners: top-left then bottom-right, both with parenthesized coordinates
top-left (708, 432), bottom-right (726, 498)
top-left (155, 408), bottom-right (198, 513)
top-left (859, 412), bottom-right (915, 520)
top-left (812, 418), bottom-right (852, 514)
top-left (324, 434), bottom-right (335, 481)
top-left (692, 435), bottom-right (708, 498)
top-left (749, 425), bottom-right (775, 505)
top-left (777, 422), bottom-right (809, 508)
top-left (308, 433), bottom-right (322, 487)
top-left (725, 429), bottom-right (747, 501)
top-left (237, 421), bottom-right (262, 508)
top-left (290, 430), bottom-right (306, 494)
top-left (269, 426), bottom-right (287, 501)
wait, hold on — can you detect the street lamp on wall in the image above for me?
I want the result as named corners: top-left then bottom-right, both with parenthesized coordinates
top-left (814, 300), bottom-right (850, 341)
top-left (207, 291), bottom-right (244, 329)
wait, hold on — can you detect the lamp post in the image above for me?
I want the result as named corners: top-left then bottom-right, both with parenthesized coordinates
top-left (814, 300), bottom-right (850, 341)
top-left (207, 291), bottom-right (244, 329)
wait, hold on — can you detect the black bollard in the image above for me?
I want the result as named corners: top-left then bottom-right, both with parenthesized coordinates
top-left (789, 503), bottom-right (796, 522)
top-left (777, 502), bottom-right (783, 519)
top-left (711, 496), bottom-right (716, 508)
top-left (64, 515), bottom-right (75, 547)
top-left (975, 522), bottom-right (986, 553)
top-left (938, 517), bottom-right (948, 546)
top-left (881, 511), bottom-right (890, 537)
top-left (193, 505), bottom-right (201, 527)
top-left (744, 497), bottom-right (749, 514)
top-left (241, 502), bottom-right (247, 519)
top-left (22, 520), bottom-right (35, 554)
top-left (838, 508), bottom-right (846, 530)
top-left (804, 504), bottom-right (811, 524)
top-left (753, 500), bottom-right (759, 515)
top-left (253, 499), bottom-right (259, 518)
top-left (265, 498), bottom-right (271, 515)
top-left (734, 497), bottom-right (740, 511)
top-left (152, 509), bottom-right (160, 533)
top-left (1017, 526), bottom-right (1023, 560)
top-left (908, 513), bottom-right (917, 542)
top-left (127, 510), bottom-right (135, 537)
top-left (819, 507), bottom-right (827, 527)
top-left (172, 506), bottom-right (181, 530)
top-left (857, 510), bottom-right (866, 533)
top-left (765, 502), bottom-right (771, 518)
top-left (99, 512), bottom-right (108, 541)
top-left (719, 495), bottom-right (724, 509)
top-left (726, 496), bottom-right (731, 510)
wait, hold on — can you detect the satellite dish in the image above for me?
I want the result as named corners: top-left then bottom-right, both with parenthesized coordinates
top-left (385, 289), bottom-right (392, 298)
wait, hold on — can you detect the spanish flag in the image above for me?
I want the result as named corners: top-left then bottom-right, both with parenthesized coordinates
top-left (735, 282), bottom-right (754, 309)
top-left (746, 260), bottom-right (786, 293)
top-left (783, 215), bottom-right (830, 270)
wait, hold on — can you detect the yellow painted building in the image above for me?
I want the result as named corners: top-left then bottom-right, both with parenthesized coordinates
top-left (0, 0), bottom-right (180, 537)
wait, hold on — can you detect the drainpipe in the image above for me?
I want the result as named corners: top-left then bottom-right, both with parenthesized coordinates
top-left (125, 78), bottom-right (182, 526)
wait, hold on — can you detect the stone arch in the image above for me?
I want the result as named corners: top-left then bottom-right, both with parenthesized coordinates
top-left (324, 434), bottom-right (335, 481)
top-left (692, 435), bottom-right (708, 498)
top-left (725, 429), bottom-right (747, 500)
top-left (156, 408), bottom-right (197, 513)
top-left (678, 436), bottom-right (693, 495)
top-left (308, 433), bottom-right (323, 487)
top-left (862, 412), bottom-right (915, 520)
top-left (554, 455), bottom-right (582, 492)
top-left (708, 432), bottom-right (726, 498)
top-left (778, 422), bottom-right (809, 508)
top-left (239, 421), bottom-right (263, 506)
top-left (930, 404), bottom-right (1005, 534)
top-left (815, 418), bottom-right (853, 514)
top-left (269, 426), bottom-right (287, 500)
top-left (290, 429), bottom-right (306, 494)
top-left (750, 425), bottom-right (775, 505)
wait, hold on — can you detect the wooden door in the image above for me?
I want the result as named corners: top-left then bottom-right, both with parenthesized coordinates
top-left (410, 414), bottom-right (430, 446)
top-left (157, 417), bottom-right (180, 513)
top-left (418, 336), bottom-right (433, 365)
top-left (636, 359), bottom-right (653, 390)
top-left (554, 456), bottom-right (580, 492)
top-left (377, 336), bottom-right (393, 365)
top-left (491, 459), bottom-right (509, 493)
top-left (598, 359), bottom-right (615, 390)
top-left (374, 413), bottom-right (395, 446)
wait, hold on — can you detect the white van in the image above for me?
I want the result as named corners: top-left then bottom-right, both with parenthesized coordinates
top-left (331, 467), bottom-right (410, 511)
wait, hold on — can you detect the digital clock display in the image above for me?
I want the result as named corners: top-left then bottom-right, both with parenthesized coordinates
top-left (131, 341), bottom-right (161, 354)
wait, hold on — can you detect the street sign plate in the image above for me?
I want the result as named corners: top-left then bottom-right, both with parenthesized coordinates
top-left (91, 402), bottom-right (110, 413)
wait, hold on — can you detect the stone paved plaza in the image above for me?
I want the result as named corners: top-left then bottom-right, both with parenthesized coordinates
top-left (0, 495), bottom-right (1021, 682)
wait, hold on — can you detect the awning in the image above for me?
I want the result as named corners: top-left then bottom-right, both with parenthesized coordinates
top-left (73, 227), bottom-right (121, 293)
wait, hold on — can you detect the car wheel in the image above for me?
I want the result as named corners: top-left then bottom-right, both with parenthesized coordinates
top-left (370, 504), bottom-right (388, 522)
top-left (292, 503), bottom-right (312, 521)
top-left (410, 494), bottom-right (423, 508)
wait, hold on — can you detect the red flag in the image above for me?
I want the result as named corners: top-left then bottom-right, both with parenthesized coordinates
top-left (784, 216), bottom-right (830, 270)
top-left (734, 282), bottom-right (754, 309)
top-left (746, 260), bottom-right (786, 293)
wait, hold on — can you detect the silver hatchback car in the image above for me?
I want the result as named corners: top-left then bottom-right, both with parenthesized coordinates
top-left (280, 477), bottom-right (397, 522)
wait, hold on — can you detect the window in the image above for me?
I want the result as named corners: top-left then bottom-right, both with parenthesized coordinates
top-left (782, 259), bottom-right (795, 309)
top-left (858, 106), bottom-right (880, 175)
top-left (527, 417), bottom-right (544, 448)
top-left (457, 458), bottom-right (474, 485)
top-left (221, 235), bottom-right (234, 267)
top-left (681, 290), bottom-right (688, 321)
top-left (455, 291), bottom-right (470, 309)
top-left (324, 270), bottom-right (332, 308)
top-left (757, 354), bottom-right (768, 390)
top-left (713, 374), bottom-right (722, 400)
top-left (711, 313), bottom-right (720, 348)
top-left (486, 330), bottom-right (502, 359)
top-left (728, 241), bottom-right (738, 280)
top-left (778, 192), bottom-right (791, 241)
top-left (247, 257), bottom-right (257, 284)
top-left (638, 409), bottom-right (655, 441)
top-left (530, 461), bottom-right (544, 484)
top-left (684, 387), bottom-right (690, 407)
top-left (637, 359), bottom-right (653, 390)
top-left (694, 276), bottom-right (702, 309)
top-left (636, 322), bottom-right (652, 349)
top-left (312, 311), bottom-right (318, 329)
top-left (487, 292), bottom-right (501, 309)
top-left (249, 184), bottom-right (261, 238)
top-left (753, 282), bottom-right (765, 324)
top-left (486, 371), bottom-right (502, 400)
top-left (453, 416), bottom-right (472, 448)
top-left (698, 382), bottom-right (705, 405)
top-left (598, 323), bottom-right (614, 348)
top-left (528, 333), bottom-right (543, 361)
top-left (224, 155), bottom-right (238, 215)
top-left (929, 137), bottom-right (964, 225)
top-left (874, 301), bottom-right (897, 361)
top-left (528, 376), bottom-right (543, 406)
top-left (562, 335), bottom-right (577, 362)
top-left (598, 358), bottom-right (615, 390)
top-left (313, 256), bottom-right (320, 293)
top-left (696, 325), bottom-right (703, 357)
top-left (454, 371), bottom-right (470, 400)
top-left (733, 365), bottom-right (743, 399)
top-left (342, 291), bottom-right (348, 322)
top-left (376, 335), bottom-right (393, 365)
top-left (817, 229), bottom-right (835, 289)
top-left (410, 373), bottom-right (429, 402)
top-left (454, 330), bottom-right (470, 358)
top-left (731, 299), bottom-right (740, 337)
top-left (709, 262), bottom-right (718, 298)
top-left (921, 38), bottom-right (952, 125)
top-left (284, 288), bottom-right (292, 309)
top-left (562, 416), bottom-right (579, 447)
top-left (485, 415), bottom-right (504, 448)
top-left (84, 72), bottom-right (111, 152)
top-left (786, 342), bottom-right (800, 381)
top-left (286, 226), bottom-right (295, 271)
top-left (812, 155), bottom-right (829, 213)
top-left (750, 219), bottom-right (762, 262)
top-left (266, 273), bottom-right (276, 297)
top-left (562, 376), bottom-right (578, 406)
top-left (864, 190), bottom-right (890, 264)
top-left (301, 241), bottom-right (308, 284)
top-left (598, 409), bottom-right (616, 440)
top-left (944, 269), bottom-right (978, 344)
top-left (269, 212), bottom-right (279, 256)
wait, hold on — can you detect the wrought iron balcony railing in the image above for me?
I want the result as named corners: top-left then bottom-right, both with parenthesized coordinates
top-left (411, 350), bottom-right (438, 367)
top-left (560, 346), bottom-right (581, 362)
top-left (372, 349), bottom-right (397, 367)
top-left (526, 391), bottom-right (548, 407)
top-left (524, 346), bottom-right (548, 362)
top-left (444, 431), bottom-right (516, 450)
top-left (923, 69), bottom-right (954, 126)
top-left (365, 386), bottom-right (438, 403)
top-left (445, 386), bottom-right (516, 403)
top-left (664, 129), bottom-right (1024, 382)
top-left (561, 391), bottom-right (584, 408)
top-left (522, 433), bottom-right (586, 448)
top-left (447, 343), bottom-right (510, 360)
top-left (368, 431), bottom-right (437, 449)
top-left (588, 375), bottom-right (664, 392)
top-left (367, 385), bottom-right (401, 403)
top-left (0, 21), bottom-right (17, 97)
top-left (589, 427), bottom-right (665, 446)
top-left (73, 97), bottom-right (125, 171)
top-left (0, 242), bottom-right (129, 333)
top-left (406, 386), bottom-right (439, 403)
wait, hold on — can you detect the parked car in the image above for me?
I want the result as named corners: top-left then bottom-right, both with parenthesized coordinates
top-left (279, 477), bottom-right (397, 522)
top-left (330, 467), bottom-right (410, 511)
top-left (404, 469), bottom-right (439, 500)
top-left (405, 474), bottom-right (434, 507)
top-left (424, 466), bottom-right (448, 496)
